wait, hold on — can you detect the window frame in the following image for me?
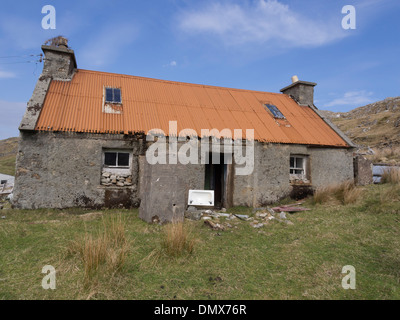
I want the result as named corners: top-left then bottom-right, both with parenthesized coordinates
top-left (103, 151), bottom-right (130, 169)
top-left (104, 87), bottom-right (122, 104)
top-left (264, 104), bottom-right (285, 119)
top-left (102, 149), bottom-right (133, 177)
top-left (289, 155), bottom-right (309, 183)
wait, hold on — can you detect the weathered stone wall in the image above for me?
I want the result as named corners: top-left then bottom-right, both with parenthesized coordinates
top-left (13, 132), bottom-right (354, 210)
top-left (233, 142), bottom-right (354, 207)
top-left (13, 131), bottom-right (142, 209)
top-left (139, 141), bottom-right (205, 223)
top-left (308, 147), bottom-right (354, 188)
top-left (354, 155), bottom-right (373, 185)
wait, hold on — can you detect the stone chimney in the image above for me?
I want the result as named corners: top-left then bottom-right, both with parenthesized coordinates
top-left (41, 37), bottom-right (77, 80)
top-left (280, 76), bottom-right (317, 107)
top-left (19, 37), bottom-right (77, 131)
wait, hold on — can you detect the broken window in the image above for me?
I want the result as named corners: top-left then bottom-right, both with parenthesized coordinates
top-left (265, 104), bottom-right (285, 119)
top-left (290, 155), bottom-right (310, 183)
top-left (105, 87), bottom-right (122, 104)
top-left (104, 151), bottom-right (130, 168)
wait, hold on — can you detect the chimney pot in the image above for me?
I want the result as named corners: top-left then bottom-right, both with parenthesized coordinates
top-left (58, 37), bottom-right (68, 48)
top-left (291, 75), bottom-right (299, 83)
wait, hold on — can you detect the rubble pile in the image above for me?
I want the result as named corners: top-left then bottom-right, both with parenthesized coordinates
top-left (185, 201), bottom-right (310, 231)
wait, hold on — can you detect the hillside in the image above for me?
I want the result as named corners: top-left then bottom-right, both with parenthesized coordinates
top-left (0, 137), bottom-right (19, 176)
top-left (321, 97), bottom-right (400, 164)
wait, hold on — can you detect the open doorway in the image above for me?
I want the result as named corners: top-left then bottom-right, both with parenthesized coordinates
top-left (204, 153), bottom-right (233, 208)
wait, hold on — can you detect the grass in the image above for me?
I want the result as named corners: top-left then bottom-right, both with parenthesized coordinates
top-left (0, 183), bottom-right (399, 300)
top-left (367, 146), bottom-right (400, 165)
top-left (161, 221), bottom-right (196, 257)
top-left (0, 154), bottom-right (16, 176)
top-left (0, 137), bottom-right (18, 176)
top-left (66, 215), bottom-right (130, 288)
top-left (312, 180), bottom-right (362, 205)
top-left (381, 167), bottom-right (400, 184)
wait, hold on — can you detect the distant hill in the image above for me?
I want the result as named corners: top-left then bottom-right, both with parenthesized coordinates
top-left (321, 97), bottom-right (400, 164)
top-left (0, 137), bottom-right (19, 176)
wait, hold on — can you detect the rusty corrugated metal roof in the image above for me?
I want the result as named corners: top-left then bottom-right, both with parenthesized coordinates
top-left (35, 69), bottom-right (348, 147)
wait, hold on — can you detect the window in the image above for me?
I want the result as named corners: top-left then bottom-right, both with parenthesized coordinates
top-left (104, 151), bottom-right (130, 168)
top-left (290, 156), bottom-right (305, 175)
top-left (265, 104), bottom-right (285, 119)
top-left (105, 87), bottom-right (122, 104)
top-left (290, 155), bottom-right (310, 183)
top-left (0, 180), bottom-right (6, 185)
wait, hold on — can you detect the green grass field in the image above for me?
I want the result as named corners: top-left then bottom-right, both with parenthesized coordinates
top-left (0, 183), bottom-right (399, 300)
top-left (0, 137), bottom-right (18, 176)
top-left (0, 154), bottom-right (16, 176)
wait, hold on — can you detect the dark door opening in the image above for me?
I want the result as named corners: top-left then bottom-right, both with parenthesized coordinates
top-left (205, 153), bottom-right (228, 208)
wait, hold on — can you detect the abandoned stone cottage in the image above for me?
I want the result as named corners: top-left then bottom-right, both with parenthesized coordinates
top-left (13, 40), bottom-right (356, 222)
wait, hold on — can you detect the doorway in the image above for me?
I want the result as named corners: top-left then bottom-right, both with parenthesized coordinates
top-left (204, 153), bottom-right (233, 208)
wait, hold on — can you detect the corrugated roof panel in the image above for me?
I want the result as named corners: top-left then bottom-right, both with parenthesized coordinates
top-left (35, 69), bottom-right (349, 147)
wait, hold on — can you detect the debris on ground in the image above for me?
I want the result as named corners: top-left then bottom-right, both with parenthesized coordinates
top-left (185, 210), bottom-right (202, 221)
top-left (204, 219), bottom-right (225, 231)
top-left (187, 200), bottom-right (307, 231)
top-left (271, 201), bottom-right (310, 213)
top-left (272, 206), bottom-right (310, 213)
top-left (234, 214), bottom-right (249, 220)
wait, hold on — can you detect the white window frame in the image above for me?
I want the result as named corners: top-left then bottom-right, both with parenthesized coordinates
top-left (290, 155), bottom-right (308, 181)
top-left (103, 149), bottom-right (132, 175)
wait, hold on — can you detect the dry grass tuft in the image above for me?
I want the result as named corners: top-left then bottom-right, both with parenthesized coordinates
top-left (381, 167), bottom-right (400, 184)
top-left (312, 180), bottom-right (362, 205)
top-left (67, 214), bottom-right (130, 287)
top-left (380, 184), bottom-right (400, 204)
top-left (161, 221), bottom-right (196, 257)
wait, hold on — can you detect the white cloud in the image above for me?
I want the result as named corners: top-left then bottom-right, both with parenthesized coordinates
top-left (0, 70), bottom-right (16, 79)
top-left (324, 91), bottom-right (374, 108)
top-left (164, 60), bottom-right (177, 68)
top-left (80, 23), bottom-right (138, 67)
top-left (178, 0), bottom-right (347, 47)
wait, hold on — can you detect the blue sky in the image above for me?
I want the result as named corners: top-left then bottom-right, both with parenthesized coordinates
top-left (0, 0), bottom-right (399, 139)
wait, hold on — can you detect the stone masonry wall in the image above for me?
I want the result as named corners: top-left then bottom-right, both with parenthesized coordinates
top-left (233, 142), bottom-right (354, 207)
top-left (13, 132), bottom-right (354, 210)
top-left (101, 172), bottom-right (133, 187)
top-left (13, 131), bottom-right (142, 209)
